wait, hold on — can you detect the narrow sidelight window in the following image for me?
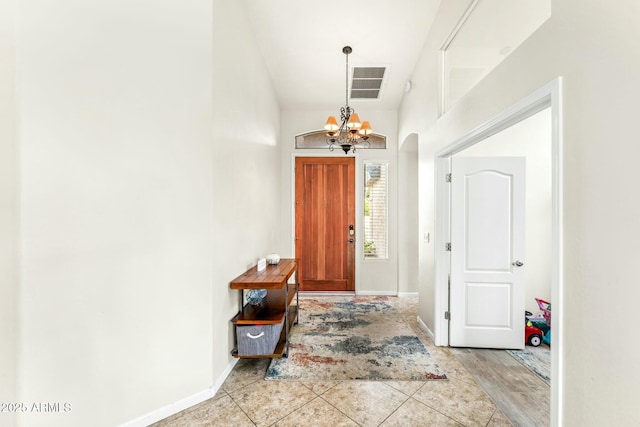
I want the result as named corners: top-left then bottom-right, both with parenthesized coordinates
top-left (364, 162), bottom-right (388, 259)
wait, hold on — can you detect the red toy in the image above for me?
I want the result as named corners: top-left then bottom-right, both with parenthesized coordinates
top-left (525, 324), bottom-right (544, 346)
top-left (535, 298), bottom-right (551, 327)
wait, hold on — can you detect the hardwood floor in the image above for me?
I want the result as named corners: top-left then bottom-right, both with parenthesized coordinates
top-left (450, 347), bottom-right (550, 427)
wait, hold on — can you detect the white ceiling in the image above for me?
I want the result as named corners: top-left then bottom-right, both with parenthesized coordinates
top-left (242, 0), bottom-right (442, 111)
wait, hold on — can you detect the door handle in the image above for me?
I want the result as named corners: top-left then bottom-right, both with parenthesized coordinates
top-left (512, 260), bottom-right (524, 267)
top-left (348, 239), bottom-right (354, 243)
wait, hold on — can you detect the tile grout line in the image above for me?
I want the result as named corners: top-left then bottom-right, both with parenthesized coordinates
top-left (267, 393), bottom-right (327, 427)
top-left (225, 390), bottom-right (258, 427)
top-left (408, 380), bottom-right (475, 427)
top-left (408, 395), bottom-right (468, 427)
top-left (484, 408), bottom-right (496, 427)
top-left (315, 394), bottom-right (363, 427)
top-left (374, 391), bottom-right (413, 426)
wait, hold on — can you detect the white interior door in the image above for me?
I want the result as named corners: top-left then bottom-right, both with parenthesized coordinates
top-left (450, 157), bottom-right (526, 349)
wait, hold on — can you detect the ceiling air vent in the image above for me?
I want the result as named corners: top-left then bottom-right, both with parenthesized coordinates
top-left (350, 67), bottom-right (386, 99)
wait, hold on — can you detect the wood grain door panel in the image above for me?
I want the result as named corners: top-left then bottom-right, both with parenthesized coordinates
top-left (295, 157), bottom-right (355, 292)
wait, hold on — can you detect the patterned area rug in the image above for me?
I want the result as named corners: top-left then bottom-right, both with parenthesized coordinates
top-left (507, 345), bottom-right (551, 384)
top-left (265, 296), bottom-right (447, 381)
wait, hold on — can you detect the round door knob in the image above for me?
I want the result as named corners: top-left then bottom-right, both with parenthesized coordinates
top-left (348, 239), bottom-right (354, 243)
top-left (512, 260), bottom-right (524, 267)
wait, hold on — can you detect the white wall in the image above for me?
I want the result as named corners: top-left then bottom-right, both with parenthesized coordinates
top-left (454, 108), bottom-right (552, 314)
top-left (17, 1), bottom-right (215, 425)
top-left (0, 2), bottom-right (18, 426)
top-left (398, 134), bottom-right (419, 294)
top-left (279, 109), bottom-right (399, 294)
top-left (400, 0), bottom-right (640, 424)
top-left (212, 0), bottom-right (282, 382)
top-left (11, 1), bottom-right (281, 426)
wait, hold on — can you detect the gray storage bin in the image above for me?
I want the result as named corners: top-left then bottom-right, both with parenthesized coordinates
top-left (236, 318), bottom-right (284, 356)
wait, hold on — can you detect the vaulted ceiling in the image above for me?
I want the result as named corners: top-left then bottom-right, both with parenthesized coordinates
top-left (243, 0), bottom-right (442, 111)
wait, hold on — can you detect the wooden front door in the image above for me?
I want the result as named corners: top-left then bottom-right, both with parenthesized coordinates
top-left (295, 157), bottom-right (355, 292)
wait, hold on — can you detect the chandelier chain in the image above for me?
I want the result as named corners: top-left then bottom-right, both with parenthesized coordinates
top-left (345, 46), bottom-right (349, 110)
top-left (324, 45), bottom-right (371, 154)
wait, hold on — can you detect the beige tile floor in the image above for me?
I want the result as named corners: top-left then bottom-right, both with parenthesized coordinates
top-left (153, 297), bottom-right (514, 427)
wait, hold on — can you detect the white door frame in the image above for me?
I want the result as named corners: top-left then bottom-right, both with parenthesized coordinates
top-left (433, 78), bottom-right (563, 425)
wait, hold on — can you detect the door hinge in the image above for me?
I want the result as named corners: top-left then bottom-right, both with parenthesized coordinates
top-left (445, 242), bottom-right (451, 251)
top-left (444, 311), bottom-right (450, 320)
top-left (445, 173), bottom-right (452, 183)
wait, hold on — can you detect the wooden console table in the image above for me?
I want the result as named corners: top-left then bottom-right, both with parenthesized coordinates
top-left (229, 258), bottom-right (299, 358)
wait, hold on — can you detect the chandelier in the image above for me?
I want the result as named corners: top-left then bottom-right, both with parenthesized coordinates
top-left (324, 46), bottom-right (373, 154)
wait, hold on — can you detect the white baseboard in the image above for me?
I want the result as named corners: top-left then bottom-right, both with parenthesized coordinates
top-left (300, 291), bottom-right (355, 296)
top-left (300, 291), bottom-right (411, 297)
top-left (213, 357), bottom-right (239, 391)
top-left (356, 291), bottom-right (397, 296)
top-left (397, 292), bottom-right (418, 298)
top-left (417, 315), bottom-right (435, 342)
top-left (120, 358), bottom-right (239, 427)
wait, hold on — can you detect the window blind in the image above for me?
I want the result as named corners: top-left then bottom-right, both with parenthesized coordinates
top-left (364, 163), bottom-right (388, 259)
